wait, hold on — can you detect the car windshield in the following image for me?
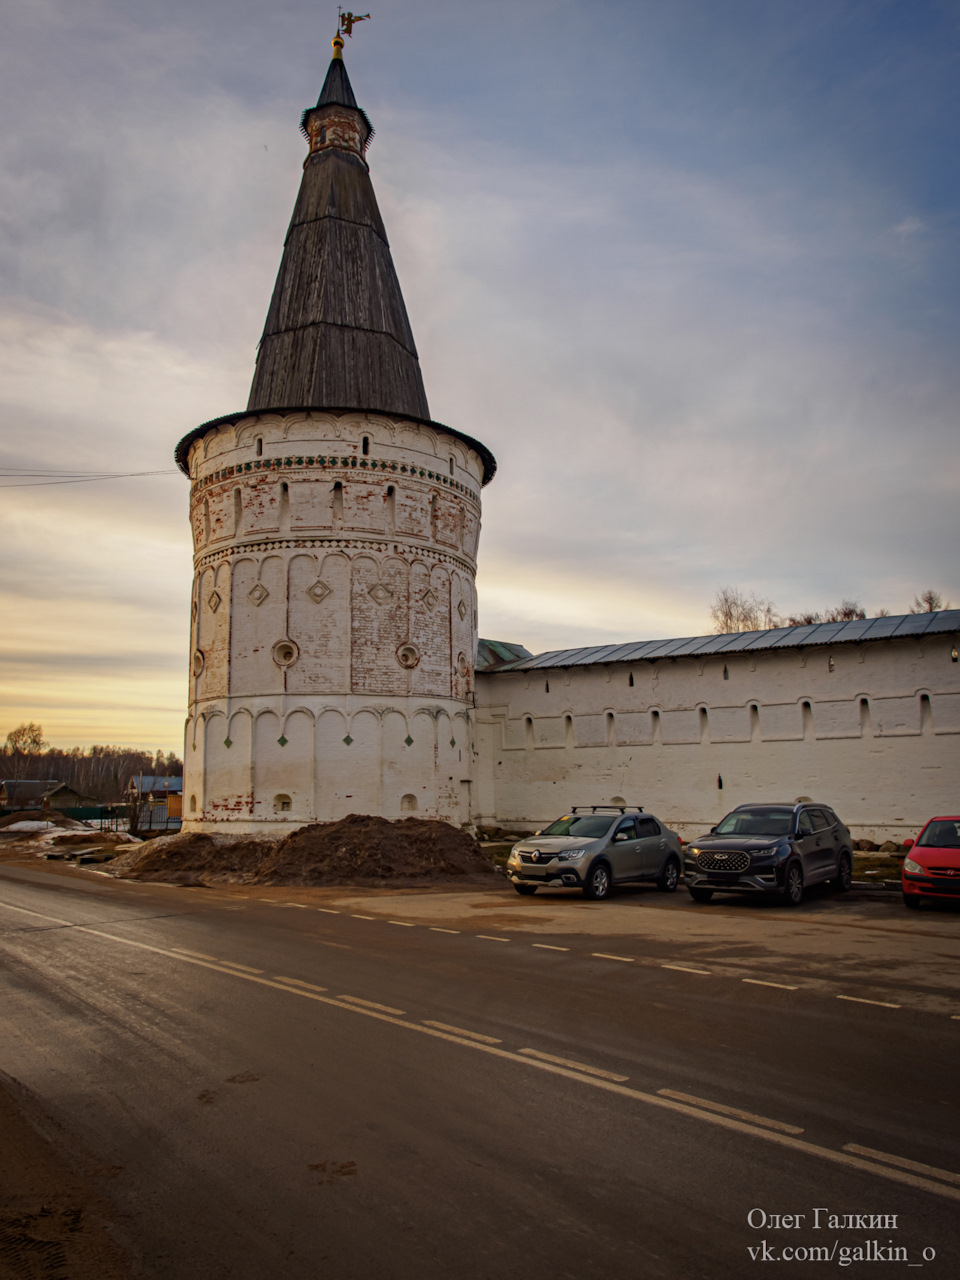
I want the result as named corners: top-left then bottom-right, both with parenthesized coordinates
top-left (540, 814), bottom-right (614, 839)
top-left (917, 820), bottom-right (960, 848)
top-left (714, 808), bottom-right (794, 837)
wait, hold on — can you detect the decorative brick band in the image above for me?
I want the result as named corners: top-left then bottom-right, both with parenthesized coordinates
top-left (194, 537), bottom-right (477, 575)
top-left (192, 455), bottom-right (480, 505)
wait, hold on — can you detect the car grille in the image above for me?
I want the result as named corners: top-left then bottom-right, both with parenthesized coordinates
top-left (520, 852), bottom-right (548, 864)
top-left (697, 850), bottom-right (750, 872)
top-left (922, 876), bottom-right (960, 896)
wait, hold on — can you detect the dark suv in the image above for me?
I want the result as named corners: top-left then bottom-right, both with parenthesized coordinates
top-left (684, 802), bottom-right (853, 906)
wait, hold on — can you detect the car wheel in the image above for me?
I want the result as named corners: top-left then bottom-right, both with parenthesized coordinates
top-left (903, 894), bottom-right (921, 910)
top-left (657, 857), bottom-right (681, 893)
top-left (688, 887), bottom-right (714, 903)
top-left (583, 861), bottom-right (612, 901)
top-left (833, 852), bottom-right (852, 892)
top-left (513, 884), bottom-right (537, 896)
top-left (781, 862), bottom-right (803, 906)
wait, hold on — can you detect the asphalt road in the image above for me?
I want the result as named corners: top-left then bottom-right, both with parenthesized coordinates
top-left (2, 863), bottom-right (958, 1279)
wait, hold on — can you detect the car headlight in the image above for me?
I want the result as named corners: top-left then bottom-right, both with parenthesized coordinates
top-left (557, 848), bottom-right (586, 862)
top-left (903, 856), bottom-right (925, 874)
top-left (686, 847), bottom-right (700, 857)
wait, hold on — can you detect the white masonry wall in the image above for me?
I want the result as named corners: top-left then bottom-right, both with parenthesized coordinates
top-left (474, 634), bottom-right (960, 843)
top-left (182, 409), bottom-right (484, 832)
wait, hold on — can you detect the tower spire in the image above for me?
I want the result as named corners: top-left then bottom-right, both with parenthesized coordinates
top-left (246, 40), bottom-right (429, 420)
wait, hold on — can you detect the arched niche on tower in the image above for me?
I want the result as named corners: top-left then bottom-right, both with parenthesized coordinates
top-left (315, 709), bottom-right (353, 819)
top-left (351, 554), bottom-right (409, 697)
top-left (408, 710), bottom-right (438, 815)
top-left (230, 556), bottom-right (286, 695)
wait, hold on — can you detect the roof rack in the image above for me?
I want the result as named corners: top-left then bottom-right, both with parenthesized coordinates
top-left (571, 804), bottom-right (644, 814)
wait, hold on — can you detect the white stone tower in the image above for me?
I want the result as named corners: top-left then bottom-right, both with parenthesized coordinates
top-left (175, 36), bottom-right (496, 832)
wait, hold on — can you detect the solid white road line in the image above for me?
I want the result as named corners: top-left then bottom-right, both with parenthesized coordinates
top-left (169, 947), bottom-right (221, 963)
top-left (519, 1048), bottom-right (629, 1082)
top-left (218, 960), bottom-right (264, 974)
top-left (274, 977), bottom-right (328, 993)
top-left (592, 953), bottom-right (634, 963)
top-left (338, 995), bottom-right (406, 1015)
top-left (842, 1144), bottom-right (960, 1187)
top-left (5, 898), bottom-right (958, 1205)
top-left (532, 944), bottom-right (569, 951)
top-left (836, 994), bottom-right (901, 1008)
top-left (423, 1021), bottom-right (501, 1044)
top-left (661, 963), bottom-right (711, 975)
top-left (658, 1089), bottom-right (804, 1135)
top-left (742, 978), bottom-right (800, 990)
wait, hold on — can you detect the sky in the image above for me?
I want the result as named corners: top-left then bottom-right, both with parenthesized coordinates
top-left (1, 0), bottom-right (958, 752)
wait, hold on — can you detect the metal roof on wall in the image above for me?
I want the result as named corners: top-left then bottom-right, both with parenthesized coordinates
top-left (476, 611), bottom-right (960, 673)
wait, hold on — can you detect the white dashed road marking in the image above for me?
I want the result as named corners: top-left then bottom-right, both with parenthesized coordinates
top-left (842, 1144), bottom-right (960, 1187)
top-left (658, 1089), bottom-right (804, 1135)
top-left (351, 914), bottom-right (375, 920)
top-left (316, 908), bottom-right (340, 914)
top-left (338, 995), bottom-right (406, 1016)
top-left (476, 935), bottom-right (510, 943)
top-left (742, 978), bottom-right (799, 990)
top-left (430, 927), bottom-right (460, 934)
top-left (219, 960), bottom-right (264, 974)
top-left (388, 920), bottom-right (417, 927)
top-left (423, 1021), bottom-right (501, 1045)
top-left (275, 977), bottom-right (328, 993)
top-left (592, 952), bottom-right (634, 963)
top-left (519, 1048), bottom-right (629, 1082)
top-left (661, 963), bottom-right (711, 975)
top-left (532, 944), bottom-right (569, 951)
top-left (836, 994), bottom-right (901, 1009)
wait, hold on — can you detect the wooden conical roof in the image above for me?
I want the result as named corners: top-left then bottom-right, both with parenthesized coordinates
top-left (246, 50), bottom-right (430, 420)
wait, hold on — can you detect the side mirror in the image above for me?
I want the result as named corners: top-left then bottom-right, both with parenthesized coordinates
top-left (614, 832), bottom-right (629, 843)
top-left (903, 837), bottom-right (915, 849)
top-left (709, 826), bottom-right (717, 834)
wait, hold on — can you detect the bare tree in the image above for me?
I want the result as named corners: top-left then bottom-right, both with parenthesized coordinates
top-left (786, 599), bottom-right (866, 626)
top-left (710, 586), bottom-right (781, 634)
top-left (910, 589), bottom-right (951, 614)
top-left (3, 722), bottom-right (48, 781)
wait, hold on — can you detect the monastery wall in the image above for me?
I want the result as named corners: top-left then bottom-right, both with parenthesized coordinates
top-left (474, 635), bottom-right (960, 842)
top-left (182, 409), bottom-right (483, 831)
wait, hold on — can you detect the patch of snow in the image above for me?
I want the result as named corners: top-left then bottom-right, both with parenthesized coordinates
top-left (3, 820), bottom-right (55, 832)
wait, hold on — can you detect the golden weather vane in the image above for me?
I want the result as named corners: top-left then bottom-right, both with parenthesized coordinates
top-left (337, 8), bottom-right (371, 37)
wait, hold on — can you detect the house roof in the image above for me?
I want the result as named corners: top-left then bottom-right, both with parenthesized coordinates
top-left (0, 779), bottom-right (61, 803)
top-left (129, 776), bottom-right (184, 794)
top-left (476, 610), bottom-right (960, 673)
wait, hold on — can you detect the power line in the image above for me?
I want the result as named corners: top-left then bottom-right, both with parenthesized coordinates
top-left (0, 468), bottom-right (180, 488)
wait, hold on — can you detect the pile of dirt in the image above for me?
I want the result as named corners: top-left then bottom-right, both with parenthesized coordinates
top-left (259, 815), bottom-right (496, 885)
top-left (108, 815), bottom-right (497, 887)
top-left (107, 832), bottom-right (271, 885)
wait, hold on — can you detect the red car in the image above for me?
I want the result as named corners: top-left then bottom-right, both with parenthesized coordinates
top-left (901, 816), bottom-right (960, 908)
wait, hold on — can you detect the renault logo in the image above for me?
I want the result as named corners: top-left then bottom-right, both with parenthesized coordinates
top-left (531, 850), bottom-right (541, 862)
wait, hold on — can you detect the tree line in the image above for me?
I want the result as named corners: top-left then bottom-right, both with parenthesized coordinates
top-left (1, 723), bottom-right (182, 802)
top-left (710, 588), bottom-right (951, 634)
